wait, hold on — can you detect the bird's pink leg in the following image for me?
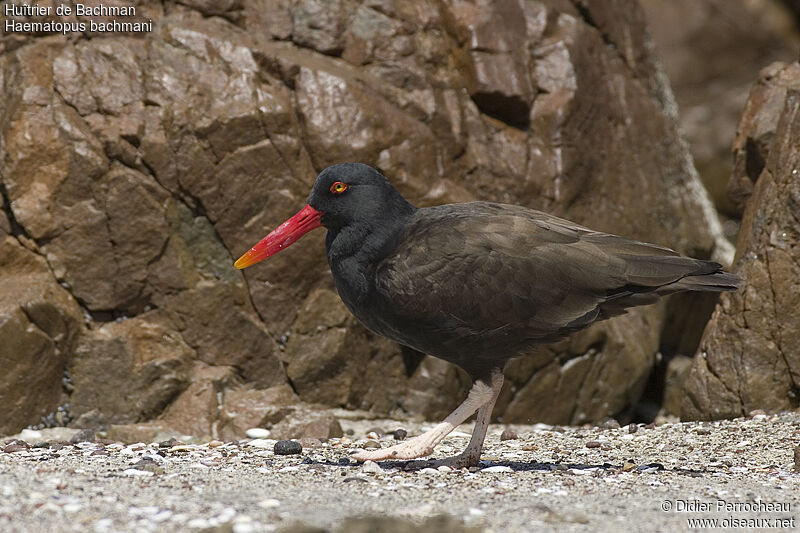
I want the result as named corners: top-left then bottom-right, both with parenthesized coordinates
top-left (441, 372), bottom-right (503, 467)
top-left (352, 371), bottom-right (504, 465)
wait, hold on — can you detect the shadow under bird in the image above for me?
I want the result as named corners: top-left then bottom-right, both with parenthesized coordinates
top-left (234, 163), bottom-right (739, 467)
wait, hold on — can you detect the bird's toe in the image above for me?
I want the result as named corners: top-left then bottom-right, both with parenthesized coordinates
top-left (351, 441), bottom-right (433, 462)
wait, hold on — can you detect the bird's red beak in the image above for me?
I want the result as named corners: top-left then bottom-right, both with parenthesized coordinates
top-left (234, 204), bottom-right (323, 269)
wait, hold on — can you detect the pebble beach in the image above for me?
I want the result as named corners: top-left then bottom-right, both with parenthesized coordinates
top-left (2, 412), bottom-right (799, 532)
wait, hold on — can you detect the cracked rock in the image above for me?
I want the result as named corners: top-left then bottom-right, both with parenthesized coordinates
top-left (682, 63), bottom-right (800, 420)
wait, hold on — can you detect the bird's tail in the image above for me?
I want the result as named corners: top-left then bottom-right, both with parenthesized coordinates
top-left (656, 267), bottom-right (740, 295)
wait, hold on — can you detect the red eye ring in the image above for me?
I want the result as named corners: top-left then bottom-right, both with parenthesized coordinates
top-left (330, 181), bottom-right (348, 194)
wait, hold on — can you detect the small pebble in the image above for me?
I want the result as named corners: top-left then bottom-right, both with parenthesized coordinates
top-left (3, 440), bottom-right (28, 453)
top-left (622, 461), bottom-right (636, 472)
top-left (273, 440), bottom-right (302, 455)
top-left (627, 424), bottom-right (638, 434)
top-left (159, 438), bottom-right (179, 448)
top-left (482, 465), bottom-right (513, 473)
top-left (361, 460), bottom-right (382, 475)
top-left (361, 440), bottom-right (381, 449)
top-left (122, 468), bottom-right (154, 477)
top-left (95, 518), bottom-right (113, 531)
top-left (393, 429), bottom-right (408, 441)
top-left (132, 458), bottom-right (164, 474)
top-left (794, 446), bottom-right (800, 473)
top-left (169, 444), bottom-right (196, 452)
top-left (437, 465), bottom-right (452, 473)
top-left (62, 503), bottom-right (82, 513)
top-left (500, 428), bottom-right (518, 441)
top-left (585, 441), bottom-right (601, 449)
top-left (258, 499), bottom-right (281, 509)
top-left (208, 440), bottom-right (224, 448)
top-left (69, 429), bottom-right (95, 444)
top-left (695, 427), bottom-right (711, 435)
top-left (366, 431), bottom-right (381, 441)
top-left (419, 467), bottom-right (439, 475)
top-left (298, 437), bottom-right (322, 449)
top-left (3, 444), bottom-right (27, 454)
top-left (246, 439), bottom-right (273, 449)
top-left (246, 428), bottom-right (271, 439)
top-left (366, 428), bottom-right (384, 438)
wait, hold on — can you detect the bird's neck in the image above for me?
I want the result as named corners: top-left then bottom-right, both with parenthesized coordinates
top-left (325, 202), bottom-right (416, 302)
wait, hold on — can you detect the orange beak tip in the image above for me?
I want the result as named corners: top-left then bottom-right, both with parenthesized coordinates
top-left (234, 251), bottom-right (256, 269)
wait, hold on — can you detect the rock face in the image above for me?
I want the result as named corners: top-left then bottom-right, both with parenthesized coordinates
top-left (640, 0), bottom-right (799, 217)
top-left (69, 311), bottom-right (194, 427)
top-left (728, 63), bottom-right (800, 215)
top-left (682, 63), bottom-right (800, 420)
top-left (1, 0), bottom-right (732, 434)
top-left (0, 237), bottom-right (83, 435)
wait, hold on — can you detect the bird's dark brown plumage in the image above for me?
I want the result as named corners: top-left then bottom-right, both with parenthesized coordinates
top-left (340, 201), bottom-right (738, 380)
top-left (328, 202), bottom-right (736, 378)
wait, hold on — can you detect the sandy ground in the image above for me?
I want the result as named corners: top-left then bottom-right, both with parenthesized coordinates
top-left (1, 413), bottom-right (799, 532)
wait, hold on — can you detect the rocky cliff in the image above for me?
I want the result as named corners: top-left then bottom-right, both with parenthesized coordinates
top-left (0, 0), bottom-right (755, 439)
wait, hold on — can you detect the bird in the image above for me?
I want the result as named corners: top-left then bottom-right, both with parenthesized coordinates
top-left (234, 162), bottom-right (739, 467)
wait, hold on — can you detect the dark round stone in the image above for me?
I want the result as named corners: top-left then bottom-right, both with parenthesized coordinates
top-left (392, 429), bottom-right (408, 441)
top-left (273, 440), bottom-right (302, 455)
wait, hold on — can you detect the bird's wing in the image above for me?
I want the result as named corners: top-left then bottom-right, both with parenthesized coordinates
top-left (374, 202), bottom-right (713, 340)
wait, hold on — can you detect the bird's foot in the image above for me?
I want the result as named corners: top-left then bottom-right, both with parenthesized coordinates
top-left (425, 452), bottom-right (481, 470)
top-left (351, 442), bottom-right (482, 469)
top-left (351, 438), bottom-right (435, 462)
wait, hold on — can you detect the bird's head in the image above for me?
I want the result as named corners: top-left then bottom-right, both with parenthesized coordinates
top-left (308, 162), bottom-right (401, 230)
top-left (234, 163), bottom-right (410, 269)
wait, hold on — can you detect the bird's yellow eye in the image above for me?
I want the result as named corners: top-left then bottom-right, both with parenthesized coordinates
top-left (330, 181), bottom-right (348, 194)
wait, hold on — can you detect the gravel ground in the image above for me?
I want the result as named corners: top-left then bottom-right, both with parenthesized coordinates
top-left (2, 413), bottom-right (799, 533)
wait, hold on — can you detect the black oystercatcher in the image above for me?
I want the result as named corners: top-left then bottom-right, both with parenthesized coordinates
top-left (235, 163), bottom-right (739, 467)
